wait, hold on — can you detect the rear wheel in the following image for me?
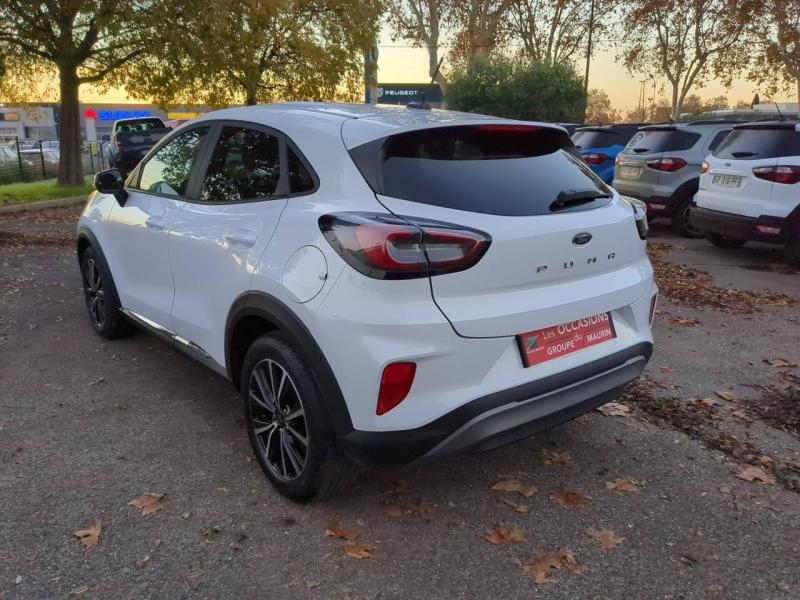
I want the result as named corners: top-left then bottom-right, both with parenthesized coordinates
top-left (671, 197), bottom-right (703, 238)
top-left (786, 237), bottom-right (800, 269)
top-left (704, 233), bottom-right (746, 249)
top-left (79, 246), bottom-right (132, 339)
top-left (241, 335), bottom-right (357, 501)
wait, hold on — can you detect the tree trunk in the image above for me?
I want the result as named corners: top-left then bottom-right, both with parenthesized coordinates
top-left (58, 66), bottom-right (84, 187)
top-left (670, 82), bottom-right (680, 121)
top-left (797, 78), bottom-right (799, 110)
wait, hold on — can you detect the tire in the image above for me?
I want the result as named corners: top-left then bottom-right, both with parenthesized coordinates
top-left (671, 197), bottom-right (703, 238)
top-left (241, 335), bottom-right (357, 501)
top-left (786, 237), bottom-right (800, 269)
top-left (79, 245), bottom-right (133, 339)
top-left (704, 233), bottom-right (746, 249)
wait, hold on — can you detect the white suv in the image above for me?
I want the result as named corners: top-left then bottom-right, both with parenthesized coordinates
top-left (691, 121), bottom-right (800, 266)
top-left (77, 103), bottom-right (657, 500)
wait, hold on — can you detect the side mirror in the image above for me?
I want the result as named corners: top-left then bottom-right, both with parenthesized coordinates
top-left (94, 169), bottom-right (128, 204)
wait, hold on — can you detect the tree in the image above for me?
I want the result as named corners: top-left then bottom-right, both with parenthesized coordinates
top-left (445, 56), bottom-right (586, 121)
top-left (387, 0), bottom-right (448, 89)
top-left (618, 0), bottom-right (757, 121)
top-left (127, 0), bottom-right (382, 107)
top-left (507, 0), bottom-right (618, 66)
top-left (749, 0), bottom-right (800, 106)
top-left (0, 2), bottom-right (151, 185)
top-left (449, 0), bottom-right (515, 69)
top-left (585, 88), bottom-right (621, 124)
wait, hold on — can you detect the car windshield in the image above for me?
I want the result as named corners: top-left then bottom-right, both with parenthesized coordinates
top-left (624, 129), bottom-right (700, 154)
top-left (713, 127), bottom-right (800, 160)
top-left (350, 125), bottom-right (612, 217)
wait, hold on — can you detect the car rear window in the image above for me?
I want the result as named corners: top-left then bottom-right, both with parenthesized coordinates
top-left (349, 125), bottom-right (612, 217)
top-left (624, 129), bottom-right (700, 154)
top-left (713, 127), bottom-right (800, 160)
top-left (572, 130), bottom-right (621, 149)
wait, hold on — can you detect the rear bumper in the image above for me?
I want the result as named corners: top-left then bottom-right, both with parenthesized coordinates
top-left (338, 341), bottom-right (652, 467)
top-left (690, 207), bottom-right (792, 244)
top-left (612, 187), bottom-right (679, 217)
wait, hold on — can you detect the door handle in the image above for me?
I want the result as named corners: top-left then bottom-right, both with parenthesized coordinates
top-left (145, 216), bottom-right (167, 231)
top-left (224, 229), bottom-right (257, 248)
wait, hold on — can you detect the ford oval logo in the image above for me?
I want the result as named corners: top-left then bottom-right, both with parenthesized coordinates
top-left (572, 232), bottom-right (592, 246)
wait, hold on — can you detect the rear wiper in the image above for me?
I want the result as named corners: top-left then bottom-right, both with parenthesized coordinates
top-left (550, 189), bottom-right (611, 212)
top-left (731, 151), bottom-right (758, 158)
top-left (632, 148), bottom-right (650, 153)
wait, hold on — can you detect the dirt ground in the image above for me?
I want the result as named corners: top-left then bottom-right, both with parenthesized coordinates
top-left (1, 206), bottom-right (799, 599)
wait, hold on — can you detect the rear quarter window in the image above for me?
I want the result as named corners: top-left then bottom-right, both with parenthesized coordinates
top-left (350, 125), bottom-right (612, 217)
top-left (624, 129), bottom-right (700, 154)
top-left (713, 128), bottom-right (800, 160)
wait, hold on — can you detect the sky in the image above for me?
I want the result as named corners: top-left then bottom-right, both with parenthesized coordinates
top-left (81, 31), bottom-right (789, 112)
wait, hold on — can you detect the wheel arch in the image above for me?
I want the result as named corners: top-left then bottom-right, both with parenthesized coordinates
top-left (225, 292), bottom-right (354, 437)
top-left (670, 177), bottom-right (700, 207)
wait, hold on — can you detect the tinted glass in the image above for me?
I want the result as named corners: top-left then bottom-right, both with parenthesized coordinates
top-left (201, 127), bottom-right (281, 202)
top-left (137, 126), bottom-right (209, 196)
top-left (572, 130), bottom-right (620, 149)
top-left (354, 125), bottom-right (611, 217)
top-left (288, 147), bottom-right (315, 194)
top-left (624, 129), bottom-right (700, 154)
top-left (713, 128), bottom-right (800, 160)
top-left (708, 130), bottom-right (732, 152)
top-left (117, 118), bottom-right (165, 132)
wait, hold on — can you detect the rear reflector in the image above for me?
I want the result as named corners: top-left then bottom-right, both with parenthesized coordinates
top-left (377, 362), bottom-right (416, 415)
top-left (753, 165), bottom-right (800, 185)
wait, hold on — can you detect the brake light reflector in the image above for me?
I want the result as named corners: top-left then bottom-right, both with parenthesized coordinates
top-left (583, 153), bottom-right (609, 165)
top-left (320, 213), bottom-right (491, 279)
top-left (701, 161), bottom-right (709, 174)
top-left (753, 165), bottom-right (800, 184)
top-left (377, 362), bottom-right (416, 415)
top-left (646, 157), bottom-right (687, 172)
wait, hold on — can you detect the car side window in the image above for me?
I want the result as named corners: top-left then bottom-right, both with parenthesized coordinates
top-left (136, 126), bottom-right (210, 197)
top-left (708, 130), bottom-right (731, 152)
top-left (288, 146), bottom-right (315, 194)
top-left (200, 127), bottom-right (281, 202)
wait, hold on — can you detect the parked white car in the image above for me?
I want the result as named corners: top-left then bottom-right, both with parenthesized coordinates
top-left (691, 121), bottom-right (800, 266)
top-left (77, 103), bottom-right (657, 500)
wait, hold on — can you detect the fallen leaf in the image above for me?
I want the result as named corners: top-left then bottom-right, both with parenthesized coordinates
top-left (730, 408), bottom-right (752, 423)
top-left (519, 549), bottom-right (584, 585)
top-left (540, 449), bottom-right (575, 466)
top-left (324, 523), bottom-right (361, 541)
top-left (715, 390), bottom-right (736, 402)
top-left (343, 543), bottom-right (376, 559)
top-left (735, 464), bottom-right (776, 485)
top-left (73, 519), bottom-right (102, 549)
top-left (128, 493), bottom-right (164, 516)
top-left (764, 358), bottom-right (799, 368)
top-left (381, 480), bottom-right (408, 496)
top-left (586, 527), bottom-right (624, 549)
top-left (484, 523), bottom-right (526, 545)
top-left (305, 581), bottom-right (321, 589)
top-left (501, 498), bottom-right (529, 513)
top-left (550, 489), bottom-right (591, 508)
top-left (659, 366), bottom-right (675, 373)
top-left (598, 402), bottom-right (631, 417)
top-left (670, 317), bottom-right (699, 326)
top-left (381, 503), bottom-right (437, 518)
top-left (69, 586), bottom-right (89, 596)
top-left (490, 478), bottom-right (537, 497)
top-left (381, 505), bottom-right (405, 518)
top-left (605, 478), bottom-right (641, 492)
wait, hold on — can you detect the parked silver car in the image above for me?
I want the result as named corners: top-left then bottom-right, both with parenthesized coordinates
top-left (612, 121), bottom-right (735, 236)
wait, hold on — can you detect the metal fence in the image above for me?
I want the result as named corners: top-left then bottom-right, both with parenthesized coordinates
top-left (0, 136), bottom-right (109, 185)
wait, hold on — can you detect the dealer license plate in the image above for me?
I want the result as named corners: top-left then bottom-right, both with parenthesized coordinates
top-left (516, 312), bottom-right (617, 367)
top-left (620, 165), bottom-right (641, 178)
top-left (712, 174), bottom-right (743, 188)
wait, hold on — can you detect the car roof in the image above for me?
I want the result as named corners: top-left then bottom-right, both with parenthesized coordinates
top-left (191, 102), bottom-right (567, 148)
top-left (640, 122), bottom-right (735, 133)
top-left (733, 120), bottom-right (800, 130)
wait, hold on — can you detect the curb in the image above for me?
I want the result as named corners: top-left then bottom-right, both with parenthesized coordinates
top-left (0, 196), bottom-right (87, 215)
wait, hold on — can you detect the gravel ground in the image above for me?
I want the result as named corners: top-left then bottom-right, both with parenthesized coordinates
top-left (1, 207), bottom-right (799, 600)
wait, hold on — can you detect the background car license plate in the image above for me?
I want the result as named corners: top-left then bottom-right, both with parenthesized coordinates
top-left (516, 312), bottom-right (617, 367)
top-left (620, 165), bottom-right (640, 178)
top-left (712, 174), bottom-right (743, 188)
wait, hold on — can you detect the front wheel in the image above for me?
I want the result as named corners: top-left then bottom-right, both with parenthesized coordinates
top-left (241, 335), bottom-right (357, 501)
top-left (672, 198), bottom-right (703, 238)
top-left (79, 246), bottom-right (132, 339)
top-left (705, 233), bottom-right (746, 249)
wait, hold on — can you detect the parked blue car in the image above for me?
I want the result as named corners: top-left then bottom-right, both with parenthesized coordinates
top-left (572, 124), bottom-right (647, 183)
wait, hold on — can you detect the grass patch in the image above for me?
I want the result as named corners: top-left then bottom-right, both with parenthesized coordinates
top-left (0, 176), bottom-right (93, 207)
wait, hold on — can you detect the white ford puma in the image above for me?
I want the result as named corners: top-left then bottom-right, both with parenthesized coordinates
top-left (77, 103), bottom-right (657, 500)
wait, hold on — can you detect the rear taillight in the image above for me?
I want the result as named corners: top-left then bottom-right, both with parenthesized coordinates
top-left (319, 212), bottom-right (491, 279)
top-left (623, 196), bottom-right (649, 240)
top-left (583, 153), bottom-right (609, 165)
top-left (646, 157), bottom-right (687, 172)
top-left (377, 362), bottom-right (416, 415)
top-left (753, 165), bottom-right (800, 185)
top-left (701, 161), bottom-right (709, 174)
